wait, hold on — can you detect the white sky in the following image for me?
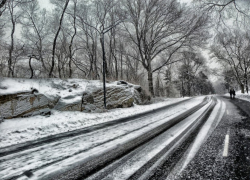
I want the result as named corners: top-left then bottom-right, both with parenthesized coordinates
top-left (39, 0), bottom-right (53, 10)
top-left (38, 0), bottom-right (193, 8)
top-left (179, 0), bottom-right (192, 4)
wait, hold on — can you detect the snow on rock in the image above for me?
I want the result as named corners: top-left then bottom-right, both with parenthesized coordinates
top-left (0, 92), bottom-right (59, 119)
top-left (93, 86), bottom-right (134, 109)
top-left (0, 77), bottom-right (190, 148)
top-left (133, 85), bottom-right (151, 105)
top-left (0, 78), bottom-right (150, 118)
top-left (0, 96), bottom-right (190, 148)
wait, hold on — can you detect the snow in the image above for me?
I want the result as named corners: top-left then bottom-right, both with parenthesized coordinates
top-left (0, 97), bottom-right (189, 148)
top-left (0, 78), bottom-right (99, 99)
top-left (1, 77), bottom-right (214, 180)
top-left (225, 90), bottom-right (250, 102)
top-left (0, 76), bottom-right (191, 149)
top-left (166, 97), bottom-right (226, 179)
top-left (0, 97), bottom-right (204, 180)
top-left (5, 97), bottom-right (204, 180)
top-left (99, 100), bottom-right (214, 180)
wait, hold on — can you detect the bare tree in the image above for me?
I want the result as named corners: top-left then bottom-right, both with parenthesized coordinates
top-left (20, 0), bottom-right (50, 76)
top-left (75, 0), bottom-right (125, 108)
top-left (199, 0), bottom-right (250, 14)
top-left (49, 0), bottom-right (69, 78)
top-left (0, 0), bottom-right (7, 16)
top-left (124, 0), bottom-right (209, 96)
top-left (211, 29), bottom-right (250, 93)
top-left (197, 0), bottom-right (250, 28)
top-left (177, 51), bottom-right (206, 96)
top-left (6, 0), bottom-right (22, 77)
top-left (67, 0), bottom-right (77, 78)
top-left (76, 2), bottom-right (100, 79)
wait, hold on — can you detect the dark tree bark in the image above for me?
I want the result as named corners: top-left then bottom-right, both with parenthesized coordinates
top-left (29, 56), bottom-right (33, 79)
top-left (7, 1), bottom-right (15, 77)
top-left (125, 0), bottom-right (208, 96)
top-left (0, 0), bottom-right (7, 9)
top-left (69, 0), bottom-right (77, 78)
top-left (0, 0), bottom-right (7, 16)
top-left (49, 0), bottom-right (69, 78)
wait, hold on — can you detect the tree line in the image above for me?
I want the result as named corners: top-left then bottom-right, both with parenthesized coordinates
top-left (202, 0), bottom-right (250, 94)
top-left (0, 0), bottom-right (218, 97)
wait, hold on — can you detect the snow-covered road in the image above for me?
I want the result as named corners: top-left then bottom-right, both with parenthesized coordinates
top-left (87, 99), bottom-right (215, 180)
top-left (0, 97), bottom-right (190, 148)
top-left (0, 97), bottom-right (207, 180)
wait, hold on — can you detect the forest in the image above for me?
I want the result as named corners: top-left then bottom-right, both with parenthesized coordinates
top-left (0, 0), bottom-right (250, 97)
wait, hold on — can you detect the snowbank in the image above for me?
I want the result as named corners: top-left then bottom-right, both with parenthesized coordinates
top-left (0, 97), bottom-right (189, 148)
top-left (225, 90), bottom-right (250, 102)
top-left (0, 78), bottom-right (151, 119)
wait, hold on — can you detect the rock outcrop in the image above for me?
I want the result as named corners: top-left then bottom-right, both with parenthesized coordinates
top-left (82, 86), bottom-right (134, 112)
top-left (0, 92), bottom-right (59, 119)
top-left (0, 80), bottom-right (151, 119)
top-left (133, 85), bottom-right (151, 105)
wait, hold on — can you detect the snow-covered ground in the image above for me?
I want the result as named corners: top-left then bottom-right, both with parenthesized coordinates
top-left (0, 77), bottom-right (113, 99)
top-left (225, 90), bottom-right (250, 102)
top-left (0, 78), bottom-right (223, 180)
top-left (1, 97), bottom-right (205, 180)
top-left (0, 77), bottom-right (191, 148)
top-left (0, 97), bottom-right (190, 148)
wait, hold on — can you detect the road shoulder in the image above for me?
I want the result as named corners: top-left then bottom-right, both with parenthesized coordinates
top-left (173, 96), bottom-right (250, 179)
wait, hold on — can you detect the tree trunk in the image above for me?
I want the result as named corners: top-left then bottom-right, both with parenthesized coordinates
top-left (8, 6), bottom-right (15, 77)
top-left (57, 54), bottom-right (62, 78)
top-left (29, 56), bottom-right (33, 79)
top-left (120, 48), bottom-right (123, 80)
top-left (49, 0), bottom-right (69, 78)
top-left (94, 43), bottom-right (99, 79)
top-left (241, 83), bottom-right (244, 93)
top-left (69, 1), bottom-right (77, 78)
top-left (181, 75), bottom-right (184, 98)
top-left (112, 31), bottom-right (118, 80)
top-left (246, 79), bottom-right (249, 94)
top-left (100, 33), bottom-right (107, 108)
top-left (155, 76), bottom-right (160, 97)
top-left (147, 65), bottom-right (154, 97)
top-left (245, 69), bottom-right (249, 94)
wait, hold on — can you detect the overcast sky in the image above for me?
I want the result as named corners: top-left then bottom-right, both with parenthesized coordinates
top-left (38, 0), bottom-right (193, 10)
top-left (39, 0), bottom-right (53, 10)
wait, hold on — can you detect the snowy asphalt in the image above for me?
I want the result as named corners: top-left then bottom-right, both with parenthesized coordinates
top-left (0, 98), bottom-right (192, 157)
top-left (157, 96), bottom-right (250, 180)
top-left (1, 95), bottom-right (250, 180)
top-left (0, 97), bottom-right (206, 180)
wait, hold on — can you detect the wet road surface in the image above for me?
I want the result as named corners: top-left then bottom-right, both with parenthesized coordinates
top-left (2, 96), bottom-right (250, 180)
top-left (153, 96), bottom-right (250, 180)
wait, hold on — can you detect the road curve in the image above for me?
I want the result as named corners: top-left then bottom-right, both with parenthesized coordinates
top-left (0, 96), bottom-right (213, 180)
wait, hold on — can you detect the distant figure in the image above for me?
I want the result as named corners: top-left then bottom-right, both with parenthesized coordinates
top-left (229, 89), bottom-right (233, 99)
top-left (232, 89), bottom-right (236, 99)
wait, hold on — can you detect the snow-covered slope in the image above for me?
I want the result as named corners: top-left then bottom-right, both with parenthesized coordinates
top-left (225, 90), bottom-right (250, 102)
top-left (0, 78), bottom-right (105, 98)
top-left (0, 96), bottom-right (190, 148)
top-left (0, 78), bottom-right (150, 118)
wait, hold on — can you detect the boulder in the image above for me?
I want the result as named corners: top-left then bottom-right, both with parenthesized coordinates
top-left (0, 81), bottom-right (151, 118)
top-left (0, 92), bottom-right (59, 119)
top-left (54, 95), bottom-right (82, 111)
top-left (133, 86), bottom-right (151, 105)
top-left (78, 86), bottom-right (135, 112)
top-left (91, 86), bottom-right (134, 110)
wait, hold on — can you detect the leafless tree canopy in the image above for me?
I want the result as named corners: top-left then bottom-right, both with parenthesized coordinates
top-left (211, 29), bottom-right (250, 93)
top-left (0, 0), bottom-right (217, 97)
